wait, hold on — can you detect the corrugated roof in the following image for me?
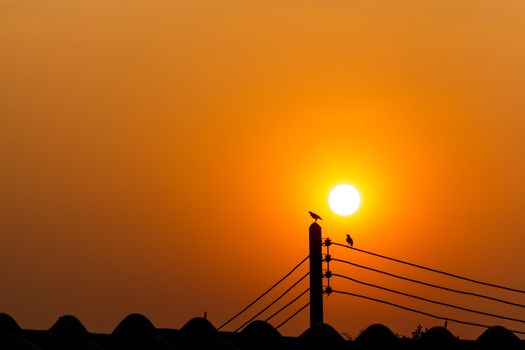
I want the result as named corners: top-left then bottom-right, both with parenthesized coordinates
top-left (0, 313), bottom-right (523, 350)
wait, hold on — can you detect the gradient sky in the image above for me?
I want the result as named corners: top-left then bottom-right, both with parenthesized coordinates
top-left (2, 0), bottom-right (525, 339)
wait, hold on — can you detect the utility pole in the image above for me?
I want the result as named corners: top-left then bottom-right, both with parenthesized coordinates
top-left (309, 222), bottom-right (323, 327)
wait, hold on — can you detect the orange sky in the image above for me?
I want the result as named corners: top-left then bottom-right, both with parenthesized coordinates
top-left (1, 0), bottom-right (525, 339)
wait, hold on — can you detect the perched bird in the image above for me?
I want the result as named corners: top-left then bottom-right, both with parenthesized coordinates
top-left (346, 234), bottom-right (353, 247)
top-left (309, 211), bottom-right (322, 222)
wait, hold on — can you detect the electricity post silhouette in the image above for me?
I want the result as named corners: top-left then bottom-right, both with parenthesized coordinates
top-left (309, 222), bottom-right (323, 326)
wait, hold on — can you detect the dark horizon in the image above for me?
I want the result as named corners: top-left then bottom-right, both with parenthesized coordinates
top-left (2, 312), bottom-right (524, 350)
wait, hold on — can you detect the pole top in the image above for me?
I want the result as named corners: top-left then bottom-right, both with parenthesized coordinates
top-left (309, 221), bottom-right (321, 230)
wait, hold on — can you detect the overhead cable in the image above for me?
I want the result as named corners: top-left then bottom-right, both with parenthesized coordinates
top-left (265, 288), bottom-right (310, 322)
top-left (218, 255), bottom-right (309, 330)
top-left (332, 273), bottom-right (525, 324)
top-left (275, 302), bottom-right (310, 330)
top-left (332, 242), bottom-right (525, 294)
top-left (233, 272), bottom-right (309, 332)
top-left (331, 258), bottom-right (525, 308)
top-left (331, 290), bottom-right (525, 335)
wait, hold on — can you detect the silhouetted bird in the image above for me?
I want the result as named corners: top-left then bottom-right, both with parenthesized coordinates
top-left (309, 211), bottom-right (322, 222)
top-left (346, 234), bottom-right (353, 247)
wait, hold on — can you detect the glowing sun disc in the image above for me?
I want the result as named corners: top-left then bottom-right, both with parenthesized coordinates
top-left (328, 184), bottom-right (361, 216)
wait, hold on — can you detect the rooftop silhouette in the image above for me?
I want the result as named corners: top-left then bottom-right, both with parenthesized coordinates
top-left (1, 313), bottom-right (524, 350)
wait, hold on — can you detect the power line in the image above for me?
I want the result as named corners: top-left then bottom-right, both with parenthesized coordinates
top-left (233, 272), bottom-right (310, 332)
top-left (331, 290), bottom-right (525, 335)
top-left (332, 242), bottom-right (525, 294)
top-left (218, 255), bottom-right (309, 330)
top-left (275, 302), bottom-right (310, 330)
top-left (332, 273), bottom-right (525, 324)
top-left (265, 288), bottom-right (310, 322)
top-left (331, 258), bottom-right (525, 308)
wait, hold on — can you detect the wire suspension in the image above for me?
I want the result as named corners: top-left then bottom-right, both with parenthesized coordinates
top-left (218, 255), bottom-right (309, 330)
top-left (332, 290), bottom-right (525, 335)
top-left (332, 273), bottom-right (525, 324)
top-left (275, 302), bottom-right (310, 330)
top-left (332, 258), bottom-right (525, 308)
top-left (265, 288), bottom-right (310, 322)
top-left (233, 272), bottom-right (310, 332)
top-left (332, 242), bottom-right (525, 294)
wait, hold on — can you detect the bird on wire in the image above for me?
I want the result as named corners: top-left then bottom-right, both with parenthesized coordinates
top-left (346, 234), bottom-right (353, 247)
top-left (309, 211), bottom-right (322, 222)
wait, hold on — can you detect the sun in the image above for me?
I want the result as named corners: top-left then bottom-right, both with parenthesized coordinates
top-left (328, 184), bottom-right (361, 216)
